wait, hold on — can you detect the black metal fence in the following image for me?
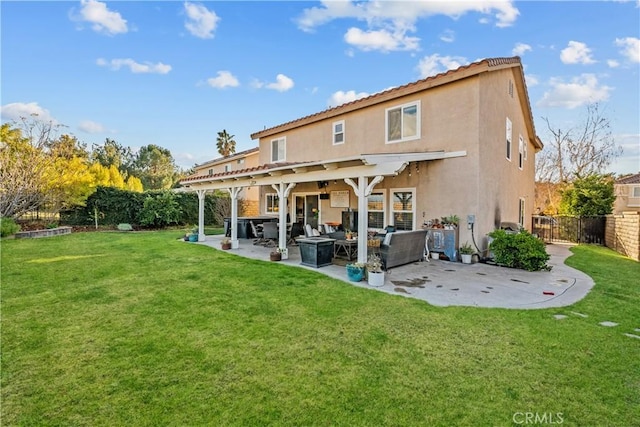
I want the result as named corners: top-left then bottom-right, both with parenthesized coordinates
top-left (532, 215), bottom-right (606, 245)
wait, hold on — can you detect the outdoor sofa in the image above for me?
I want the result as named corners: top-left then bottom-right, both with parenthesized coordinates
top-left (380, 229), bottom-right (428, 270)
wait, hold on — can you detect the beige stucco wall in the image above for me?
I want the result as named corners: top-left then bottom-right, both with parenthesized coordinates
top-left (194, 151), bottom-right (260, 203)
top-left (613, 184), bottom-right (640, 214)
top-left (255, 68), bottom-right (536, 251)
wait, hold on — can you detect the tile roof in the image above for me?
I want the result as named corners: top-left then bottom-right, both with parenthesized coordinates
top-left (195, 147), bottom-right (259, 169)
top-left (181, 161), bottom-right (304, 183)
top-left (615, 173), bottom-right (640, 184)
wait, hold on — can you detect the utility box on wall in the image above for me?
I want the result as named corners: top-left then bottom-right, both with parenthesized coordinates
top-left (427, 227), bottom-right (459, 261)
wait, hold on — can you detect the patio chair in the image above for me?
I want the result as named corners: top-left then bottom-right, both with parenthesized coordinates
top-left (288, 222), bottom-right (304, 245)
top-left (262, 222), bottom-right (278, 247)
top-left (249, 221), bottom-right (265, 245)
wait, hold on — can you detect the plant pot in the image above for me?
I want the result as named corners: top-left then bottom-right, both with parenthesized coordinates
top-left (431, 252), bottom-right (440, 260)
top-left (346, 265), bottom-right (364, 282)
top-left (367, 271), bottom-right (385, 287)
top-left (461, 253), bottom-right (472, 264)
top-left (188, 234), bottom-right (198, 242)
top-left (270, 252), bottom-right (282, 261)
top-left (221, 242), bottom-right (231, 250)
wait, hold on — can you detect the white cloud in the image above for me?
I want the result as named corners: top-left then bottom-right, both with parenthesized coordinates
top-left (512, 42), bottom-right (532, 56)
top-left (265, 74), bottom-right (294, 92)
top-left (0, 102), bottom-right (57, 123)
top-left (206, 71), bottom-right (239, 88)
top-left (417, 54), bottom-right (466, 78)
top-left (295, 1), bottom-right (518, 52)
top-left (607, 59), bottom-right (620, 68)
top-left (344, 27), bottom-right (419, 52)
top-left (537, 74), bottom-right (612, 109)
top-left (615, 37), bottom-right (640, 63)
top-left (97, 58), bottom-right (171, 74)
top-left (560, 41), bottom-right (596, 64)
top-left (73, 0), bottom-right (128, 36)
top-left (439, 29), bottom-right (455, 43)
top-left (327, 90), bottom-right (370, 108)
top-left (78, 120), bottom-right (105, 133)
top-left (525, 74), bottom-right (539, 87)
top-left (184, 2), bottom-right (219, 39)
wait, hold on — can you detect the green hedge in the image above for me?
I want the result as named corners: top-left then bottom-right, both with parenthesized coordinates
top-left (60, 187), bottom-right (225, 228)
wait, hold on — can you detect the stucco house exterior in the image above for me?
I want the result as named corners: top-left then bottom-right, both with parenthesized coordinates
top-left (613, 173), bottom-right (640, 214)
top-left (181, 56), bottom-right (542, 263)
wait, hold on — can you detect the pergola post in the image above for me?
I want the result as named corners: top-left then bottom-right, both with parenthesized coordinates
top-left (196, 189), bottom-right (207, 242)
top-left (226, 186), bottom-right (243, 249)
top-left (344, 175), bottom-right (384, 264)
top-left (272, 182), bottom-right (297, 255)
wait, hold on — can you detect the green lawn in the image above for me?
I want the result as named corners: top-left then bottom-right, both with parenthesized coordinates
top-left (2, 232), bottom-right (638, 426)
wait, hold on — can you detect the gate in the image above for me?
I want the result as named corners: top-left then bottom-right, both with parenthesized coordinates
top-left (532, 216), bottom-right (605, 244)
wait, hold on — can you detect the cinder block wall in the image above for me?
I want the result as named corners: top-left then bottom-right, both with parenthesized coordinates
top-left (605, 212), bottom-right (640, 261)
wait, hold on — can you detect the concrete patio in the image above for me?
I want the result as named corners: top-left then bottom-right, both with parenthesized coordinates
top-left (196, 235), bottom-right (594, 310)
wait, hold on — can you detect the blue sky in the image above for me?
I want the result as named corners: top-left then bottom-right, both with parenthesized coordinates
top-left (2, 1), bottom-right (639, 174)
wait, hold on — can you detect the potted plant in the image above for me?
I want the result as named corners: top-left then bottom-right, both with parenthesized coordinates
top-left (366, 254), bottom-right (385, 287)
top-left (270, 248), bottom-right (282, 261)
top-left (346, 262), bottom-right (365, 282)
top-left (220, 237), bottom-right (232, 250)
top-left (459, 241), bottom-right (474, 264)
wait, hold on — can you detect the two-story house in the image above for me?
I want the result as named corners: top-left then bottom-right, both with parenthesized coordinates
top-left (613, 173), bottom-right (640, 214)
top-left (181, 56), bottom-right (542, 262)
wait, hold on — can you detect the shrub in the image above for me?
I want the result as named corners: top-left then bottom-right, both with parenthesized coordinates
top-left (1, 217), bottom-right (21, 237)
top-left (138, 191), bottom-right (182, 228)
top-left (488, 229), bottom-right (550, 271)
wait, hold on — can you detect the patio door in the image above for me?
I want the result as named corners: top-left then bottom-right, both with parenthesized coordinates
top-left (294, 194), bottom-right (320, 229)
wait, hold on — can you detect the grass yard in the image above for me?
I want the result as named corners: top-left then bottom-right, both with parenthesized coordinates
top-left (1, 232), bottom-right (638, 426)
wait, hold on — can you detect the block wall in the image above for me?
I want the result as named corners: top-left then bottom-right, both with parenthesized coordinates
top-left (605, 212), bottom-right (640, 261)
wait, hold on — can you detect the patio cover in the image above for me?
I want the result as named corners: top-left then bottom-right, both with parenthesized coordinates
top-left (180, 150), bottom-right (466, 263)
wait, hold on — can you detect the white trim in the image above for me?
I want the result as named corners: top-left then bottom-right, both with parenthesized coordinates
top-left (385, 100), bottom-right (421, 144)
top-left (332, 120), bottom-right (345, 145)
top-left (265, 192), bottom-right (279, 215)
top-left (506, 117), bottom-right (512, 161)
top-left (367, 189), bottom-right (387, 229)
top-left (271, 137), bottom-right (286, 162)
top-left (390, 187), bottom-right (416, 230)
top-left (518, 134), bottom-right (524, 170)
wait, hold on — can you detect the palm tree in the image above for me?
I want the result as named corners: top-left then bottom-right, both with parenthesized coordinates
top-left (216, 129), bottom-right (236, 157)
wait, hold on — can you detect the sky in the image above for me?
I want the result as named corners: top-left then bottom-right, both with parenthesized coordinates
top-left (2, 0), bottom-right (639, 175)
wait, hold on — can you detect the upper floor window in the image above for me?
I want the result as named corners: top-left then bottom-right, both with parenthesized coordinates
top-left (633, 186), bottom-right (640, 198)
top-left (271, 137), bottom-right (286, 162)
top-left (224, 164), bottom-right (231, 172)
top-left (237, 158), bottom-right (245, 165)
top-left (506, 117), bottom-right (512, 161)
top-left (333, 120), bottom-right (345, 145)
top-left (518, 135), bottom-right (524, 169)
top-left (208, 168), bottom-right (213, 175)
top-left (386, 101), bottom-right (420, 143)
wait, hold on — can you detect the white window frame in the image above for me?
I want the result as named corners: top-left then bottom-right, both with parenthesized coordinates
top-left (632, 186), bottom-right (640, 198)
top-left (385, 100), bottom-right (421, 144)
top-left (332, 120), bottom-right (345, 145)
top-left (366, 189), bottom-right (387, 230)
top-left (518, 134), bottom-right (524, 170)
top-left (265, 193), bottom-right (280, 215)
top-left (237, 158), bottom-right (245, 165)
top-left (271, 137), bottom-right (286, 162)
top-left (208, 168), bottom-right (213, 176)
top-left (506, 117), bottom-right (512, 161)
top-left (224, 164), bottom-right (231, 172)
top-left (519, 198), bottom-right (526, 228)
top-left (524, 138), bottom-right (528, 160)
top-left (390, 188), bottom-right (416, 231)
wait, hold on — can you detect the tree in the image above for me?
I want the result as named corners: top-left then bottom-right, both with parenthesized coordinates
top-left (91, 138), bottom-right (134, 177)
top-left (216, 129), bottom-right (236, 157)
top-left (0, 123), bottom-right (51, 218)
top-left (559, 174), bottom-right (615, 216)
top-left (133, 144), bottom-right (178, 190)
top-left (536, 103), bottom-right (622, 184)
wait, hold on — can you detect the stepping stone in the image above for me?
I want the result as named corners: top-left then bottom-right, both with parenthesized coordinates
top-left (554, 314), bottom-right (568, 320)
top-left (624, 333), bottom-right (640, 340)
top-left (599, 321), bottom-right (618, 327)
top-left (571, 312), bottom-right (588, 318)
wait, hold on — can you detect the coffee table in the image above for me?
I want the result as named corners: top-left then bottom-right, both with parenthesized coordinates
top-left (334, 239), bottom-right (358, 261)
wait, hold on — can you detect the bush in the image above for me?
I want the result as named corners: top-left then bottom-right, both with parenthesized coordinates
top-left (488, 229), bottom-right (550, 271)
top-left (1, 217), bottom-right (21, 237)
top-left (138, 191), bottom-right (182, 228)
